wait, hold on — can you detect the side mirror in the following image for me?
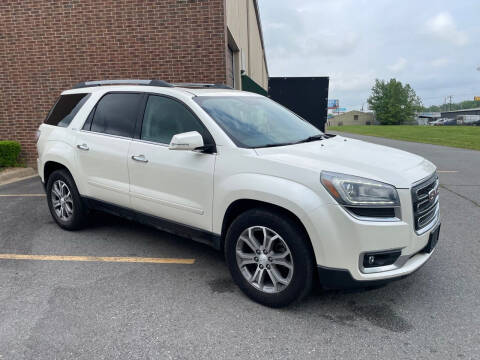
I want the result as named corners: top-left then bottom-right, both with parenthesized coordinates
top-left (169, 131), bottom-right (204, 151)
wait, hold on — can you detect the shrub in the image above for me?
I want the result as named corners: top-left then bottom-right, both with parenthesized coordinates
top-left (0, 141), bottom-right (21, 167)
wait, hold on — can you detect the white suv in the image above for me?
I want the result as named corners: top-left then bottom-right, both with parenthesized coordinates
top-left (37, 80), bottom-right (441, 307)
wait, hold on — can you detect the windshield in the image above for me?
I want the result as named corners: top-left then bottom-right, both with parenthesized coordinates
top-left (194, 96), bottom-right (323, 148)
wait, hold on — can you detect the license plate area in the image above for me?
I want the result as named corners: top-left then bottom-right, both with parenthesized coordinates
top-left (424, 223), bottom-right (441, 253)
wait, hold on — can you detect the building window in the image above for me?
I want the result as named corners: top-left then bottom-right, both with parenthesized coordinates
top-left (354, 115), bottom-right (359, 121)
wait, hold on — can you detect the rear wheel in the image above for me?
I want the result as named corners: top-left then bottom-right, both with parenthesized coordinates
top-left (46, 169), bottom-right (88, 230)
top-left (225, 208), bottom-right (314, 307)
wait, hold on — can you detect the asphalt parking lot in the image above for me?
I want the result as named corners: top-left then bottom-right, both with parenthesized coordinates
top-left (1, 134), bottom-right (479, 359)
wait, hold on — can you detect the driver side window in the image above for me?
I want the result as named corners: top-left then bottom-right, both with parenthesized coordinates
top-left (141, 95), bottom-right (211, 145)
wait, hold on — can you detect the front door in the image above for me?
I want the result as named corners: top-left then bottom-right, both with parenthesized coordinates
top-left (128, 95), bottom-right (216, 231)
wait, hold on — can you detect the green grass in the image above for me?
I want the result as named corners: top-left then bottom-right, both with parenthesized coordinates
top-left (327, 125), bottom-right (480, 151)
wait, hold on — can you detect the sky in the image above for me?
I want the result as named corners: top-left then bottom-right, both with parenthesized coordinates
top-left (257, 0), bottom-right (480, 110)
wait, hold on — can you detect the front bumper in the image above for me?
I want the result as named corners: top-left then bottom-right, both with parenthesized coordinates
top-left (317, 243), bottom-right (434, 289)
top-left (302, 188), bottom-right (440, 284)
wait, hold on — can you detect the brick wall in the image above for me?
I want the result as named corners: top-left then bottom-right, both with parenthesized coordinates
top-left (0, 0), bottom-right (227, 166)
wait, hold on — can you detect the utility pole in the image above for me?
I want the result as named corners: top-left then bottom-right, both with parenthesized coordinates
top-left (447, 95), bottom-right (454, 111)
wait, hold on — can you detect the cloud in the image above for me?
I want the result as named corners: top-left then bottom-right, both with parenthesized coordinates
top-left (258, 0), bottom-right (480, 108)
top-left (425, 12), bottom-right (468, 46)
top-left (331, 71), bottom-right (375, 92)
top-left (430, 57), bottom-right (450, 68)
top-left (387, 57), bottom-right (407, 73)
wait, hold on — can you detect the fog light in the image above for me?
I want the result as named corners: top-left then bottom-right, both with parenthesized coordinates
top-left (363, 250), bottom-right (401, 268)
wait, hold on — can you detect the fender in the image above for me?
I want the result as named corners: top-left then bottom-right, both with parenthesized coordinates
top-left (39, 141), bottom-right (83, 193)
top-left (213, 173), bottom-right (328, 261)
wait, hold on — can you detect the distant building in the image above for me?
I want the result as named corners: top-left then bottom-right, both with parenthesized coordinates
top-left (326, 110), bottom-right (374, 127)
top-left (416, 112), bottom-right (441, 125)
top-left (440, 108), bottom-right (480, 119)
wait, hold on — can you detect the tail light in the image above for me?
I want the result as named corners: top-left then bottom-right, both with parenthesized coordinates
top-left (35, 129), bottom-right (41, 143)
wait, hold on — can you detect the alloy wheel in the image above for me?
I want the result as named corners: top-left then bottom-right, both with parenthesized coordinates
top-left (235, 226), bottom-right (294, 293)
top-left (51, 180), bottom-right (74, 221)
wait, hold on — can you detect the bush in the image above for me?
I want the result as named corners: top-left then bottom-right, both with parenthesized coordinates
top-left (0, 141), bottom-right (21, 167)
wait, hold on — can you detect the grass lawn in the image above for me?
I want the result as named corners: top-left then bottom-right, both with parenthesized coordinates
top-left (327, 125), bottom-right (480, 151)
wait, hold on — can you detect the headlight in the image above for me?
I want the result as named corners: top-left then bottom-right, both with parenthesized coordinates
top-left (320, 171), bottom-right (400, 207)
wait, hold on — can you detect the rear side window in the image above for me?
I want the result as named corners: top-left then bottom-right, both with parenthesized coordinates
top-left (90, 93), bottom-right (143, 138)
top-left (45, 93), bottom-right (90, 127)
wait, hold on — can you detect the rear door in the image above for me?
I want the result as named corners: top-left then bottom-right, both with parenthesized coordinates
top-left (75, 92), bottom-right (143, 207)
top-left (128, 94), bottom-right (216, 231)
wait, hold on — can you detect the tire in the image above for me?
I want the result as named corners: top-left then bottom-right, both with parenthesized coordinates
top-left (225, 208), bottom-right (314, 308)
top-left (46, 169), bottom-right (88, 230)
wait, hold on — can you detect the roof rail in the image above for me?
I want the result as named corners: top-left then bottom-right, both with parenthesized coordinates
top-left (71, 79), bottom-right (174, 89)
top-left (172, 83), bottom-right (233, 90)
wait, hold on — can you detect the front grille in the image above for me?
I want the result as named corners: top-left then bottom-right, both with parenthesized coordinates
top-left (411, 173), bottom-right (439, 232)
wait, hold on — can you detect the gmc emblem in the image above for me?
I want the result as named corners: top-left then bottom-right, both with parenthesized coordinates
top-left (428, 188), bottom-right (438, 202)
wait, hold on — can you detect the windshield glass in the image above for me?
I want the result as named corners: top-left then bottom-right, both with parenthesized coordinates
top-left (194, 96), bottom-right (323, 148)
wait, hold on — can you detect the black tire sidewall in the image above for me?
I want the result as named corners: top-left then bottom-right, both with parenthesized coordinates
top-left (46, 170), bottom-right (86, 230)
top-left (225, 208), bottom-right (314, 307)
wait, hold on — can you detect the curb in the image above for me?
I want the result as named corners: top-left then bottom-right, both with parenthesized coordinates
top-left (0, 168), bottom-right (37, 186)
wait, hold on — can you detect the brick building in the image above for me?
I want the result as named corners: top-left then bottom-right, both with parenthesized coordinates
top-left (0, 0), bottom-right (268, 165)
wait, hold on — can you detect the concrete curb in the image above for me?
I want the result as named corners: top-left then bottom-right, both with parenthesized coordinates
top-left (0, 168), bottom-right (37, 185)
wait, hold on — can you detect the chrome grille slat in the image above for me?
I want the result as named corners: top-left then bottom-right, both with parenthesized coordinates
top-left (417, 197), bottom-right (439, 215)
top-left (411, 173), bottom-right (439, 232)
top-left (417, 204), bottom-right (438, 227)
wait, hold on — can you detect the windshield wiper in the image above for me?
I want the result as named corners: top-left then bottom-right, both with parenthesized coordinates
top-left (260, 142), bottom-right (295, 148)
top-left (295, 134), bottom-right (325, 144)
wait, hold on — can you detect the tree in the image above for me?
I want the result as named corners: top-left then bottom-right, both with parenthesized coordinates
top-left (367, 79), bottom-right (423, 125)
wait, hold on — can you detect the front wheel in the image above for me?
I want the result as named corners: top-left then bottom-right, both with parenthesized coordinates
top-left (225, 208), bottom-right (314, 307)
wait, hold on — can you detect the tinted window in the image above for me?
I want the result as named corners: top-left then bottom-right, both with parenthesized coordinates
top-left (141, 95), bottom-right (211, 144)
top-left (90, 93), bottom-right (142, 137)
top-left (194, 96), bottom-right (322, 148)
top-left (45, 93), bottom-right (90, 127)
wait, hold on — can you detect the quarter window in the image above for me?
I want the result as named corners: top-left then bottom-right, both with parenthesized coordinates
top-left (90, 93), bottom-right (142, 137)
top-left (141, 95), bottom-right (211, 144)
top-left (45, 93), bottom-right (90, 127)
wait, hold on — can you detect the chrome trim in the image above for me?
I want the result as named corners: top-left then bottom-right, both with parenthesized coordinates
top-left (412, 172), bottom-right (439, 234)
top-left (417, 197), bottom-right (439, 215)
top-left (78, 129), bottom-right (133, 141)
top-left (416, 206), bottom-right (440, 235)
top-left (359, 249), bottom-right (407, 274)
top-left (343, 206), bottom-right (402, 222)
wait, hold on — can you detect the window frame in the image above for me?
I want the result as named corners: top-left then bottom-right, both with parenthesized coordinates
top-left (81, 91), bottom-right (146, 139)
top-left (136, 93), bottom-right (216, 150)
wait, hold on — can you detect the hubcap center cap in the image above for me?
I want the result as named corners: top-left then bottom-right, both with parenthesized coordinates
top-left (258, 253), bottom-right (268, 266)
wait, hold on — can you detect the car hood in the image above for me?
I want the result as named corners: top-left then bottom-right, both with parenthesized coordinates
top-left (254, 135), bottom-right (436, 188)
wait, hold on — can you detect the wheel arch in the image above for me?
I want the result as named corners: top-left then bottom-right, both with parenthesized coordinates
top-left (220, 199), bottom-right (317, 263)
top-left (44, 161), bottom-right (73, 182)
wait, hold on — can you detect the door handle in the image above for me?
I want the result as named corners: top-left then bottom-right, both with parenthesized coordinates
top-left (131, 154), bottom-right (148, 163)
top-left (77, 143), bottom-right (89, 151)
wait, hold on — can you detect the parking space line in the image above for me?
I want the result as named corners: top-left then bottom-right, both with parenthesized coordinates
top-left (0, 194), bottom-right (46, 197)
top-left (0, 254), bottom-right (195, 264)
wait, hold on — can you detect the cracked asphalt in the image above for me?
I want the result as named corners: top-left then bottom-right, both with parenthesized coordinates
top-left (0, 134), bottom-right (479, 359)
